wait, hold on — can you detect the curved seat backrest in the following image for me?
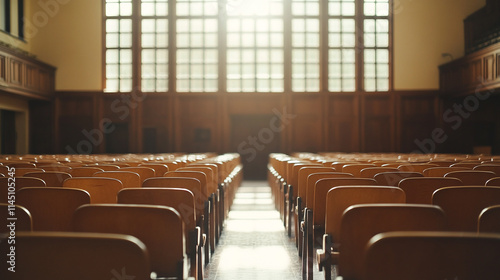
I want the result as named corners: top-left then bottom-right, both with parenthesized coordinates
top-left (73, 204), bottom-right (186, 278)
top-left (17, 187), bottom-right (90, 231)
top-left (478, 205), bottom-right (500, 233)
top-left (139, 163), bottom-right (169, 177)
top-left (0, 231), bottom-right (151, 280)
top-left (432, 186), bottom-right (500, 231)
top-left (305, 172), bottom-right (353, 208)
top-left (325, 185), bottom-right (406, 244)
top-left (339, 204), bottom-right (446, 280)
top-left (374, 171), bottom-right (423, 186)
top-left (359, 167), bottom-right (398, 178)
top-left (444, 170), bottom-right (496, 185)
top-left (398, 177), bottom-right (463, 204)
top-left (422, 166), bottom-right (468, 177)
top-left (143, 177), bottom-right (205, 219)
top-left (0, 203), bottom-right (32, 232)
top-left (69, 167), bottom-right (104, 177)
top-left (314, 178), bottom-right (380, 227)
top-left (94, 171), bottom-right (141, 188)
top-left (0, 177), bottom-right (46, 203)
top-left (364, 231), bottom-right (500, 280)
top-left (24, 171), bottom-right (72, 188)
top-left (164, 171), bottom-right (208, 198)
top-left (120, 167), bottom-right (156, 182)
top-left (63, 177), bottom-right (123, 204)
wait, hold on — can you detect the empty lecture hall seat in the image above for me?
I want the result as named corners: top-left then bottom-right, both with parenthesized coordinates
top-left (139, 163), bottom-right (169, 176)
top-left (303, 178), bottom-right (379, 278)
top-left (363, 231), bottom-right (500, 280)
top-left (486, 177), bottom-right (500, 186)
top-left (23, 171), bottom-right (72, 188)
top-left (0, 232), bottom-right (151, 280)
top-left (358, 167), bottom-right (398, 178)
top-left (93, 170), bottom-right (142, 188)
top-left (316, 186), bottom-right (405, 280)
top-left (478, 205), bottom-right (500, 233)
top-left (342, 163), bottom-right (376, 177)
top-left (422, 166), bottom-right (468, 177)
top-left (474, 164), bottom-right (500, 175)
top-left (164, 170), bottom-right (216, 256)
top-left (296, 166), bottom-right (337, 255)
top-left (444, 170), bottom-right (497, 185)
top-left (17, 187), bottom-right (90, 231)
top-left (373, 171), bottom-right (423, 186)
top-left (6, 162), bottom-right (36, 168)
top-left (69, 166), bottom-right (104, 177)
top-left (120, 166), bottom-right (156, 182)
top-left (432, 186), bottom-right (500, 231)
top-left (397, 163), bottom-right (439, 173)
top-left (73, 204), bottom-right (188, 279)
top-left (0, 203), bottom-right (32, 232)
top-left (0, 177), bottom-right (46, 204)
top-left (142, 176), bottom-right (210, 264)
top-left (398, 177), bottom-right (463, 204)
top-left (84, 164), bottom-right (120, 171)
top-left (336, 204), bottom-right (447, 280)
top-left (63, 177), bottom-right (123, 203)
top-left (118, 188), bottom-right (202, 280)
top-left (39, 165), bottom-right (72, 173)
top-left (13, 168), bottom-right (44, 176)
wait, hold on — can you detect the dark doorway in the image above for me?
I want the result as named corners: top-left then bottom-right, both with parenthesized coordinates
top-left (231, 115), bottom-right (281, 180)
top-left (1, 110), bottom-right (17, 154)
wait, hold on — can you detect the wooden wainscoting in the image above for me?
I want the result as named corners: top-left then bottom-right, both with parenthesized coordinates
top-left (40, 91), bottom-right (441, 163)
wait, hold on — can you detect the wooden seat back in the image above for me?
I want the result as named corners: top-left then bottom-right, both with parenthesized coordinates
top-left (324, 185), bottom-right (405, 244)
top-left (359, 167), bottom-right (398, 178)
top-left (305, 172), bottom-right (353, 208)
top-left (478, 205), bottom-right (500, 233)
top-left (339, 204), bottom-right (446, 280)
top-left (94, 171), bottom-right (141, 188)
top-left (444, 170), bottom-right (496, 185)
top-left (314, 178), bottom-right (380, 227)
top-left (398, 177), bottom-right (463, 204)
top-left (63, 177), bottom-right (123, 203)
top-left (422, 166), bottom-right (468, 177)
top-left (24, 171), bottom-right (71, 187)
top-left (0, 177), bottom-right (46, 203)
top-left (374, 171), bottom-right (423, 186)
top-left (0, 231), bottom-right (151, 280)
top-left (0, 203), bottom-right (32, 232)
top-left (73, 204), bottom-right (187, 278)
top-left (69, 167), bottom-right (104, 177)
top-left (17, 187), bottom-right (90, 231)
top-left (364, 231), bottom-right (500, 280)
top-left (432, 186), bottom-right (500, 231)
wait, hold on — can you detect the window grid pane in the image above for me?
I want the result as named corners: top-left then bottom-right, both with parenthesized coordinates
top-left (328, 0), bottom-right (356, 93)
top-left (226, 0), bottom-right (284, 92)
top-left (291, 0), bottom-right (320, 92)
top-left (141, 0), bottom-right (169, 92)
top-left (363, 0), bottom-right (390, 92)
top-left (105, 0), bottom-right (133, 92)
top-left (176, 1), bottom-right (219, 93)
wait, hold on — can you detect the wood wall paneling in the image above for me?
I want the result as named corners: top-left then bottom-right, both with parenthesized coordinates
top-left (0, 45), bottom-right (55, 99)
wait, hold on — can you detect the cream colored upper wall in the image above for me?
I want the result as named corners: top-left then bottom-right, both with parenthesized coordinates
top-left (1, 0), bottom-right (489, 91)
top-left (394, 0), bottom-right (486, 90)
top-left (29, 0), bottom-right (102, 91)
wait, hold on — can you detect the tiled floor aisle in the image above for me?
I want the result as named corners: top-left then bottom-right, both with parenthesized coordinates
top-left (205, 181), bottom-right (323, 280)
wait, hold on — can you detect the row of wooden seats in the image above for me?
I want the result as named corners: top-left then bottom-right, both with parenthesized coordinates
top-left (268, 153), bottom-right (500, 280)
top-left (0, 153), bottom-right (243, 280)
